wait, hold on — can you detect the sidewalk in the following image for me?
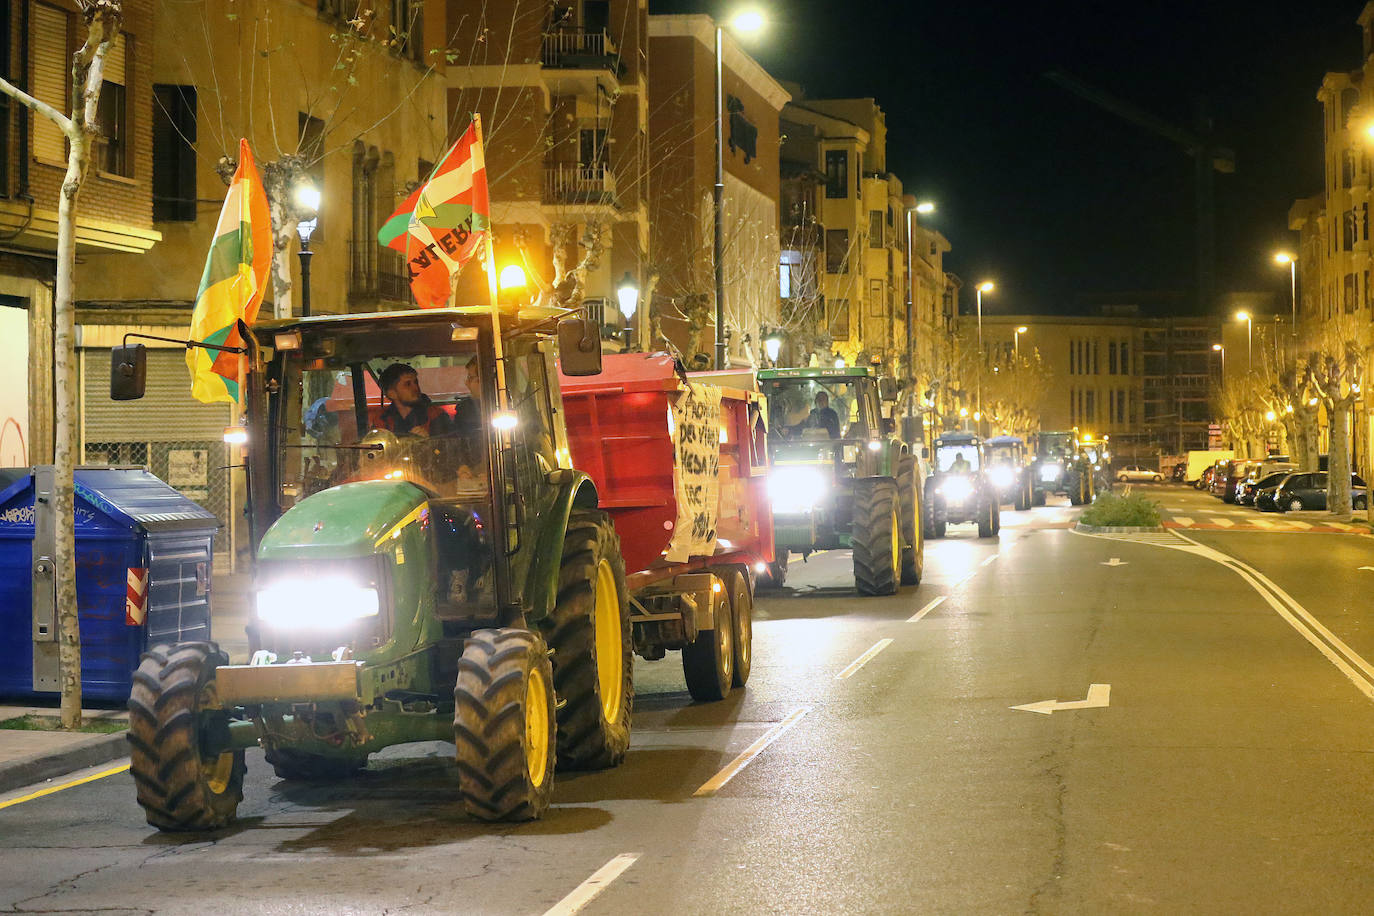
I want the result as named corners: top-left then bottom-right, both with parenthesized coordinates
top-left (0, 571), bottom-right (254, 797)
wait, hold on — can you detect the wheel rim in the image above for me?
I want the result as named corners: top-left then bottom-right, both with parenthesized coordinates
top-left (890, 508), bottom-right (900, 578)
top-left (524, 665), bottom-right (550, 788)
top-left (1289, 499), bottom-right (1302, 511)
top-left (593, 559), bottom-right (624, 722)
top-left (198, 682), bottom-right (233, 795)
top-left (735, 580), bottom-right (751, 669)
top-left (718, 589), bottom-right (733, 681)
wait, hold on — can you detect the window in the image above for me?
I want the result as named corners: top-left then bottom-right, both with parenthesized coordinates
top-left (1068, 340), bottom-right (1076, 375)
top-left (824, 149), bottom-right (847, 199)
top-left (1344, 210), bottom-right (1356, 251)
top-left (1092, 339), bottom-right (1100, 375)
top-left (779, 262), bottom-right (792, 299)
top-left (93, 32), bottom-right (130, 176)
top-left (1344, 150), bottom-right (1357, 188)
top-left (869, 210), bottom-right (883, 248)
top-left (1346, 273), bottom-right (1358, 313)
top-left (392, 0), bottom-right (424, 63)
top-left (298, 113), bottom-right (326, 239)
top-left (152, 85), bottom-right (197, 221)
top-left (868, 279), bottom-right (884, 318)
top-left (32, 2), bottom-right (70, 163)
top-left (579, 129), bottom-right (608, 170)
top-left (825, 229), bottom-right (849, 273)
top-left (350, 143), bottom-right (379, 298)
top-left (1085, 390), bottom-right (1095, 423)
top-left (1109, 341), bottom-right (1118, 375)
top-left (828, 299), bottom-right (849, 340)
top-left (1121, 341), bottom-right (1130, 375)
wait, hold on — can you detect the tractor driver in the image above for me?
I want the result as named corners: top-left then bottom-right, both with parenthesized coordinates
top-left (802, 391), bottom-right (841, 439)
top-left (949, 451), bottom-right (972, 474)
top-left (377, 363), bottom-right (454, 438)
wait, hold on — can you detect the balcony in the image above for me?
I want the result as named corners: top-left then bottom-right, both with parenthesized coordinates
top-left (541, 28), bottom-right (623, 94)
top-left (543, 163), bottom-right (619, 213)
top-left (349, 241), bottom-right (408, 304)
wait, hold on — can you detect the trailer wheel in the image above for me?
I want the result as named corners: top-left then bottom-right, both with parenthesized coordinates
top-left (725, 569), bottom-right (753, 688)
top-left (682, 583), bottom-right (735, 701)
top-left (852, 478), bottom-right (901, 596)
top-left (127, 642), bottom-right (244, 832)
top-left (897, 458), bottom-right (924, 586)
top-left (765, 548), bottom-right (789, 589)
top-left (541, 510), bottom-right (632, 771)
top-left (265, 747), bottom-right (368, 782)
top-left (453, 628), bottom-right (556, 822)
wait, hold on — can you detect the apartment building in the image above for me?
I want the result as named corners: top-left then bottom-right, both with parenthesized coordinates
top-left (647, 13), bottom-right (788, 365)
top-left (448, 0), bottom-right (649, 337)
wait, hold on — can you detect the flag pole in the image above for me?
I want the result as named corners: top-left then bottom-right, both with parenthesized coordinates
top-left (473, 114), bottom-right (509, 418)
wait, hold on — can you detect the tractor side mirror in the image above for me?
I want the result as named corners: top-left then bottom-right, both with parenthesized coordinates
top-left (558, 317), bottom-right (603, 376)
top-left (881, 417), bottom-right (896, 435)
top-left (878, 377), bottom-right (898, 402)
top-left (920, 446), bottom-right (930, 460)
top-left (110, 344), bottom-right (147, 401)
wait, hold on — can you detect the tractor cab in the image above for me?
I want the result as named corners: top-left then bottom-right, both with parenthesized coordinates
top-left (985, 435), bottom-right (1032, 510)
top-left (1029, 429), bottom-right (1095, 506)
top-left (927, 432), bottom-right (1000, 538)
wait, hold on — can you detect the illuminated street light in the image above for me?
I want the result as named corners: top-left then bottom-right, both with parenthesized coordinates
top-left (1265, 410), bottom-right (1277, 422)
top-left (499, 264), bottom-right (527, 290)
top-left (763, 329), bottom-right (784, 364)
top-left (975, 281), bottom-right (994, 432)
top-left (1235, 310), bottom-right (1252, 371)
top-left (1015, 325), bottom-right (1028, 360)
top-left (293, 180), bottom-right (321, 317)
top-left (915, 201), bottom-right (936, 215)
top-left (1212, 342), bottom-right (1225, 379)
top-left (1274, 251), bottom-right (1298, 335)
top-left (617, 271), bottom-right (640, 350)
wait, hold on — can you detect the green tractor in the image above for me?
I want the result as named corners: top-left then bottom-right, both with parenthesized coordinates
top-left (756, 366), bottom-right (923, 596)
top-left (1029, 429), bottom-right (1095, 506)
top-left (113, 307), bottom-right (641, 829)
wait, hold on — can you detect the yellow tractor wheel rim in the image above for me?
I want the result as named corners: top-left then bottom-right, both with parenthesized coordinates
top-left (203, 752), bottom-right (234, 796)
top-left (525, 665), bottom-right (550, 788)
top-left (593, 559), bottom-right (624, 722)
top-left (890, 508), bottom-right (901, 577)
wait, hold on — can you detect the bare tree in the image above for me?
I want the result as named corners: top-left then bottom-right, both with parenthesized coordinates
top-left (0, 0), bottom-right (122, 728)
top-left (1302, 314), bottom-right (1369, 518)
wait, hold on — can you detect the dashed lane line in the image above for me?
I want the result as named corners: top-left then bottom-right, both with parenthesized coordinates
top-left (693, 706), bottom-right (810, 797)
top-left (907, 595), bottom-right (947, 623)
top-left (980, 554), bottom-right (999, 567)
top-left (542, 853), bottom-right (642, 916)
top-left (835, 638), bottom-right (894, 680)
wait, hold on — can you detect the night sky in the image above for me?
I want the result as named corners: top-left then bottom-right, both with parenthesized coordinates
top-left (650, 0), bottom-right (1365, 317)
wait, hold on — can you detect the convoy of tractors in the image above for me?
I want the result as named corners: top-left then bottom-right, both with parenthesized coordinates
top-left (107, 310), bottom-right (1103, 832)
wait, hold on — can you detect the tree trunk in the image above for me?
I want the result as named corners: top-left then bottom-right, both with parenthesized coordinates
top-left (1293, 404), bottom-right (1317, 471)
top-left (1329, 400), bottom-right (1352, 518)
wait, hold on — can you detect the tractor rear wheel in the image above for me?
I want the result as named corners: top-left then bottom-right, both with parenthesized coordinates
top-left (127, 642), bottom-right (244, 832)
top-left (682, 582), bottom-right (735, 701)
top-left (977, 499), bottom-right (995, 538)
top-left (453, 628), bottom-right (556, 822)
top-left (1016, 480), bottom-right (1032, 511)
top-left (765, 548), bottom-right (789, 588)
top-left (265, 747), bottom-right (368, 782)
top-left (726, 569), bottom-right (753, 688)
top-left (898, 458), bottom-right (924, 586)
top-left (541, 510), bottom-right (632, 771)
top-left (852, 478), bottom-right (901, 596)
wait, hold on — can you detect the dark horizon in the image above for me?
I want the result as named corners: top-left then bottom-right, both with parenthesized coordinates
top-left (651, 0), bottom-right (1365, 319)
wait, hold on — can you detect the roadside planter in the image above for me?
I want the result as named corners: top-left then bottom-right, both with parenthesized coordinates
top-left (0, 467), bottom-right (217, 702)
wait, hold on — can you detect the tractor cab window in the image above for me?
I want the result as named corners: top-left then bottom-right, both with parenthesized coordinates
top-left (988, 445), bottom-right (1018, 466)
top-left (277, 338), bottom-right (488, 507)
top-left (935, 444), bottom-right (981, 474)
top-left (761, 376), bottom-right (874, 441)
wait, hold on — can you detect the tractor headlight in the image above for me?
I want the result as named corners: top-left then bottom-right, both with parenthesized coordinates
top-left (1040, 462), bottom-right (1062, 482)
top-left (769, 466), bottom-right (828, 513)
top-left (990, 466), bottom-right (1014, 490)
top-left (255, 576), bottom-right (380, 629)
top-left (940, 477), bottom-right (974, 503)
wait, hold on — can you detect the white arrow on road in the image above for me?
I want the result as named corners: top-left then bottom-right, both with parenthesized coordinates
top-left (1360, 567), bottom-right (1374, 572)
top-left (1011, 683), bottom-right (1111, 715)
top-left (1101, 557), bottom-right (1128, 567)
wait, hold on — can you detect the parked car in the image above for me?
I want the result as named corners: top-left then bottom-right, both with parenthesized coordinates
top-left (1255, 477), bottom-right (1286, 511)
top-left (1239, 471), bottom-right (1292, 507)
top-left (1116, 465), bottom-right (1163, 483)
top-left (1272, 471), bottom-right (1368, 512)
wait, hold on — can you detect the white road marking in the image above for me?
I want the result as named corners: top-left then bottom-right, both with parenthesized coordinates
top-left (1360, 566), bottom-right (1374, 572)
top-left (907, 595), bottom-right (947, 622)
top-left (1286, 519), bottom-right (1313, 530)
top-left (1248, 518), bottom-right (1276, 529)
top-left (1101, 557), bottom-right (1127, 567)
top-left (980, 554), bottom-right (999, 567)
top-left (1173, 516), bottom-right (1195, 526)
top-left (953, 571), bottom-right (978, 588)
top-left (1327, 521), bottom-right (1355, 531)
top-left (693, 706), bottom-right (810, 797)
top-left (835, 638), bottom-right (895, 680)
top-left (1209, 517), bottom-right (1235, 528)
top-left (1011, 683), bottom-right (1111, 715)
top-left (542, 853), bottom-right (642, 916)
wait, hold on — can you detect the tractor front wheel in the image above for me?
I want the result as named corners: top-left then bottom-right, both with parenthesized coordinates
top-left (541, 510), bottom-right (633, 771)
top-left (127, 642), bottom-right (244, 832)
top-left (453, 628), bottom-right (557, 822)
top-left (852, 479), bottom-right (901, 596)
top-left (898, 458), bottom-right (924, 586)
top-left (977, 499), bottom-right (995, 538)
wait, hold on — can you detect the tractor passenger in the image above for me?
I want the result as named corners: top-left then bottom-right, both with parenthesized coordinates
top-left (377, 362), bottom-right (454, 438)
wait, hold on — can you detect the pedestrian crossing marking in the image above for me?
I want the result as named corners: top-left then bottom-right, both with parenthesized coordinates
top-left (1286, 520), bottom-right (1313, 530)
top-left (1173, 516), bottom-right (1194, 526)
top-left (1249, 518), bottom-right (1276, 529)
top-left (1209, 517), bottom-right (1234, 528)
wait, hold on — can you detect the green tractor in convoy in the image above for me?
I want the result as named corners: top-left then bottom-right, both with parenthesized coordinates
top-left (1028, 429), bottom-right (1095, 506)
top-left (756, 366), bottom-right (923, 596)
top-left (111, 307), bottom-right (651, 829)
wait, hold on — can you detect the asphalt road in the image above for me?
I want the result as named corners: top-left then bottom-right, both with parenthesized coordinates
top-left (5, 490), bottom-right (1374, 914)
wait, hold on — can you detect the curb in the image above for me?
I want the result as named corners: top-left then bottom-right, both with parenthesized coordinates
top-left (1073, 523), bottom-right (1167, 533)
top-left (0, 731), bottom-right (128, 796)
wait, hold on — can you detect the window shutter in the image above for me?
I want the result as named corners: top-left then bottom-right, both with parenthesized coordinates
top-left (103, 32), bottom-right (126, 86)
top-left (32, 3), bottom-right (69, 163)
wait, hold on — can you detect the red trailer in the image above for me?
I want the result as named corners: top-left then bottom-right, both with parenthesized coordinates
top-left (559, 353), bottom-right (772, 700)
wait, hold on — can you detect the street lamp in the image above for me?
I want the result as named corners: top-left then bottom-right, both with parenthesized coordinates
top-left (294, 181), bottom-right (321, 318)
top-left (616, 271), bottom-right (640, 350)
top-left (1212, 342), bottom-right (1225, 380)
top-left (1234, 310), bottom-right (1254, 373)
top-left (1274, 251), bottom-right (1297, 333)
top-left (713, 9), bottom-right (765, 369)
top-left (763, 328), bottom-right (784, 365)
top-left (1014, 325), bottom-right (1028, 360)
top-left (975, 281), bottom-right (994, 432)
top-left (915, 201), bottom-right (936, 215)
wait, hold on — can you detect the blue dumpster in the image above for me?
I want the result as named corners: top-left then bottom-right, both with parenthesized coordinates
top-left (0, 466), bottom-right (219, 702)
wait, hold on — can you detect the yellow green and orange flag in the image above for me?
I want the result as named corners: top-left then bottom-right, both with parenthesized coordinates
top-left (187, 138), bottom-right (272, 403)
top-left (378, 118), bottom-right (490, 308)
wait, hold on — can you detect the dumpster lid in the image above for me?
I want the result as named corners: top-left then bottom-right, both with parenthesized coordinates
top-left (73, 468), bottom-right (219, 532)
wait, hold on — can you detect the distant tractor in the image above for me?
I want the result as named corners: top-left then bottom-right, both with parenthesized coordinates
top-left (927, 431), bottom-right (1001, 538)
top-left (985, 435), bottom-right (1033, 510)
top-left (1029, 430), bottom-right (1095, 506)
top-left (757, 366), bottom-right (924, 596)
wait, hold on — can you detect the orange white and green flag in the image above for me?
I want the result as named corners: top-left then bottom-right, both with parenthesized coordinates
top-left (187, 138), bottom-right (272, 403)
top-left (378, 118), bottom-right (490, 308)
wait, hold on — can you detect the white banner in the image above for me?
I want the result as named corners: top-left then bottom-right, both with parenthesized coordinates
top-left (665, 384), bottom-right (722, 562)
